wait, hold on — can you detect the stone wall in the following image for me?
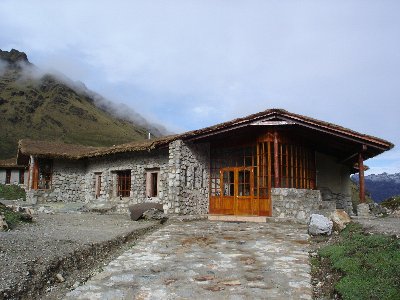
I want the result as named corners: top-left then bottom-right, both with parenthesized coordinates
top-left (85, 149), bottom-right (169, 213)
top-left (27, 159), bottom-right (87, 204)
top-left (166, 140), bottom-right (210, 215)
top-left (272, 188), bottom-right (336, 224)
top-left (315, 152), bottom-right (353, 215)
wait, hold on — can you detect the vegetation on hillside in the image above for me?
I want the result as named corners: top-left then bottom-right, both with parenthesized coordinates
top-left (0, 49), bottom-right (164, 159)
top-left (381, 195), bottom-right (400, 211)
top-left (311, 223), bottom-right (400, 300)
top-left (0, 184), bottom-right (26, 200)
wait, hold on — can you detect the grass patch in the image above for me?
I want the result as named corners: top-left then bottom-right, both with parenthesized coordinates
top-left (0, 202), bottom-right (32, 229)
top-left (317, 223), bottom-right (400, 300)
top-left (381, 196), bottom-right (400, 211)
top-left (0, 183), bottom-right (26, 200)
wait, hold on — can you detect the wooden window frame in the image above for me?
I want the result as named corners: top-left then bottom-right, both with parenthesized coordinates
top-left (146, 169), bottom-right (159, 198)
top-left (19, 170), bottom-right (24, 184)
top-left (117, 170), bottom-right (131, 198)
top-left (94, 172), bottom-right (102, 198)
top-left (5, 170), bottom-right (11, 184)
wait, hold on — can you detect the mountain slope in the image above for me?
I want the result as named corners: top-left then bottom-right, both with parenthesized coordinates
top-left (351, 173), bottom-right (400, 202)
top-left (0, 49), bottom-right (165, 159)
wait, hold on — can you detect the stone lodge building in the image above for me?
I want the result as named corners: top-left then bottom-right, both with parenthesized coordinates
top-left (13, 109), bottom-right (393, 222)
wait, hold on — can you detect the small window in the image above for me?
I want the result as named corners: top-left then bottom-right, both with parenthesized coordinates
top-left (6, 170), bottom-right (11, 184)
top-left (117, 170), bottom-right (131, 197)
top-left (146, 170), bottom-right (159, 197)
top-left (193, 167), bottom-right (197, 189)
top-left (94, 173), bottom-right (102, 198)
top-left (19, 170), bottom-right (24, 184)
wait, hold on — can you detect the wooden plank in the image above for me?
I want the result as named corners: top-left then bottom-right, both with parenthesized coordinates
top-left (359, 152), bottom-right (366, 203)
top-left (274, 131), bottom-right (280, 188)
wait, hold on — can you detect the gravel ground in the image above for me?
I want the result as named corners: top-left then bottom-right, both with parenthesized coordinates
top-left (0, 211), bottom-right (160, 300)
top-left (354, 216), bottom-right (400, 237)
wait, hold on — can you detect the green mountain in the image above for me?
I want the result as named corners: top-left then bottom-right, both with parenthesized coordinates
top-left (0, 49), bottom-right (166, 159)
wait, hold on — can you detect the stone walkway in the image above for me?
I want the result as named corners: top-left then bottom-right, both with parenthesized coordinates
top-left (65, 221), bottom-right (312, 299)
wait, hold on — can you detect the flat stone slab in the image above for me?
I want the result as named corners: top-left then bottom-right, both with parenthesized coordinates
top-left (66, 221), bottom-right (312, 299)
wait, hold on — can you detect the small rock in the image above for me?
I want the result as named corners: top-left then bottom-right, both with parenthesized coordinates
top-left (194, 275), bottom-right (215, 281)
top-left (56, 273), bottom-right (65, 283)
top-left (220, 280), bottom-right (241, 286)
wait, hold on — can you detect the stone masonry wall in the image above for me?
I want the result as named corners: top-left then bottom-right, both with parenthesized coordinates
top-left (166, 140), bottom-right (210, 215)
top-left (85, 149), bottom-right (169, 213)
top-left (27, 159), bottom-right (87, 204)
top-left (272, 188), bottom-right (336, 224)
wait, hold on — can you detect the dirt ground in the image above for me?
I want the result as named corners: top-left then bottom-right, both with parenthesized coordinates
top-left (0, 211), bottom-right (160, 300)
top-left (354, 216), bottom-right (400, 237)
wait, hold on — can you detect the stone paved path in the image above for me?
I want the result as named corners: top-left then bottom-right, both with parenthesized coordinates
top-left (65, 221), bottom-right (312, 299)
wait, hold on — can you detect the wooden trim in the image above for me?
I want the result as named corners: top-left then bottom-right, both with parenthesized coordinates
top-left (274, 131), bottom-right (280, 188)
top-left (359, 152), bottom-right (365, 203)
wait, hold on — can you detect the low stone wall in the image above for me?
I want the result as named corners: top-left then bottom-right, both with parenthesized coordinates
top-left (272, 188), bottom-right (336, 224)
top-left (319, 187), bottom-right (353, 215)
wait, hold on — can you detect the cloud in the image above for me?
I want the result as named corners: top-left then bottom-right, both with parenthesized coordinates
top-left (0, 0), bottom-right (399, 172)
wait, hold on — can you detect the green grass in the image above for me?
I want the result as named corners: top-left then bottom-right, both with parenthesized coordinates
top-left (318, 223), bottom-right (400, 300)
top-left (0, 183), bottom-right (26, 200)
top-left (381, 196), bottom-right (400, 211)
top-left (0, 202), bottom-right (32, 229)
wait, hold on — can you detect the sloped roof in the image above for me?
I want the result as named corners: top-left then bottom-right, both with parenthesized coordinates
top-left (17, 108), bottom-right (394, 160)
top-left (0, 157), bottom-right (26, 168)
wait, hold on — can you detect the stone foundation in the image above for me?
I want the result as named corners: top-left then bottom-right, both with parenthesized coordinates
top-left (272, 188), bottom-right (336, 224)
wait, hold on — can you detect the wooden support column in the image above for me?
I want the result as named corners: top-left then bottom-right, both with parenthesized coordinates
top-left (274, 131), bottom-right (280, 188)
top-left (358, 152), bottom-right (365, 203)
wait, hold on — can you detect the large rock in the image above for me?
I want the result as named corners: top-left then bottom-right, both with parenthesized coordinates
top-left (0, 215), bottom-right (8, 231)
top-left (357, 203), bottom-right (370, 218)
top-left (128, 203), bottom-right (164, 221)
top-left (330, 209), bottom-right (351, 231)
top-left (142, 208), bottom-right (168, 221)
top-left (308, 214), bottom-right (333, 236)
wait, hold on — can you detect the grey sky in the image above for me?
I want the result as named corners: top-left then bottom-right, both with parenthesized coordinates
top-left (0, 0), bottom-right (399, 174)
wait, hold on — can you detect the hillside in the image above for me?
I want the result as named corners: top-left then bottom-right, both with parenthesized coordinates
top-left (351, 172), bottom-right (400, 202)
top-left (0, 49), bottom-right (166, 159)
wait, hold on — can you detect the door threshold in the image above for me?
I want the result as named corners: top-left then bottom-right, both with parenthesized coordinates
top-left (208, 215), bottom-right (267, 223)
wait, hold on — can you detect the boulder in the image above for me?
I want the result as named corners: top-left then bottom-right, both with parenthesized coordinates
top-left (142, 208), bottom-right (167, 221)
top-left (330, 209), bottom-right (351, 231)
top-left (357, 203), bottom-right (370, 218)
top-left (308, 214), bottom-right (333, 236)
top-left (128, 203), bottom-right (164, 221)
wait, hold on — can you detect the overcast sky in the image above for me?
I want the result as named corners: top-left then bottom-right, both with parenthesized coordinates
top-left (0, 1), bottom-right (399, 174)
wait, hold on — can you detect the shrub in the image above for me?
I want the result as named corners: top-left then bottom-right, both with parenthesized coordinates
top-left (0, 183), bottom-right (26, 200)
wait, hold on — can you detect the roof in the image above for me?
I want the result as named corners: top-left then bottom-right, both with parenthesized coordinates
top-left (0, 157), bottom-right (26, 169)
top-left (17, 108), bottom-right (394, 161)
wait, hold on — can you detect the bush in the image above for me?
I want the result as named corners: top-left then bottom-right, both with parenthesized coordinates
top-left (0, 183), bottom-right (26, 200)
top-left (0, 203), bottom-right (32, 229)
top-left (318, 223), bottom-right (400, 300)
top-left (381, 196), bottom-right (400, 211)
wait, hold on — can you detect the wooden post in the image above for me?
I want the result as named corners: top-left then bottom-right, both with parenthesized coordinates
top-left (358, 152), bottom-right (365, 203)
top-left (274, 131), bottom-right (280, 188)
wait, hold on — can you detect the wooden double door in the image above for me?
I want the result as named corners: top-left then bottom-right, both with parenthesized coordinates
top-left (209, 166), bottom-right (271, 216)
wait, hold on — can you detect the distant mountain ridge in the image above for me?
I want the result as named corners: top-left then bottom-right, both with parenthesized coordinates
top-left (0, 49), bottom-right (168, 159)
top-left (351, 172), bottom-right (400, 202)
